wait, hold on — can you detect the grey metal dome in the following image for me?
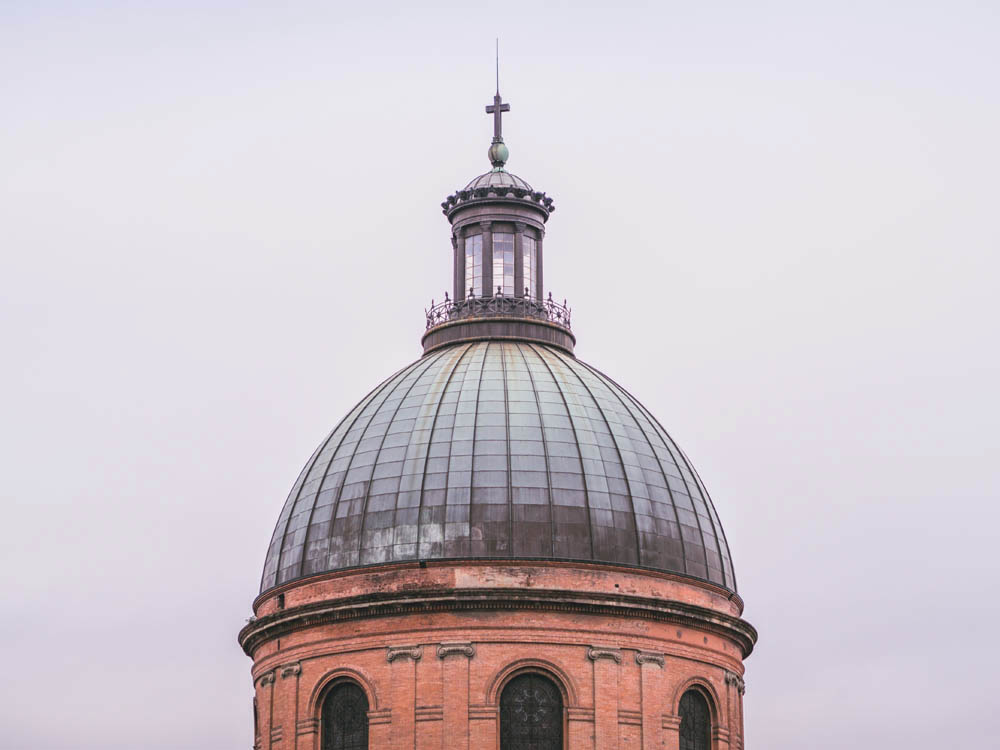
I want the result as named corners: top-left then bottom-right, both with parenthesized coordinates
top-left (463, 169), bottom-right (533, 192)
top-left (261, 341), bottom-right (736, 594)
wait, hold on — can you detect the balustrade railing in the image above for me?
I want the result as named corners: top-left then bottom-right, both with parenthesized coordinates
top-left (425, 291), bottom-right (572, 332)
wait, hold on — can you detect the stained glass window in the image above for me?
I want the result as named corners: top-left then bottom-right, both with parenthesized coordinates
top-left (679, 689), bottom-right (711, 750)
top-left (493, 232), bottom-right (514, 296)
top-left (523, 235), bottom-right (536, 298)
top-left (322, 682), bottom-right (369, 750)
top-left (500, 673), bottom-right (563, 750)
top-left (465, 235), bottom-right (483, 297)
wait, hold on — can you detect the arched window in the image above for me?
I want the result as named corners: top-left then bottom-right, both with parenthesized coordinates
top-left (679, 689), bottom-right (711, 750)
top-left (500, 672), bottom-right (563, 750)
top-left (321, 681), bottom-right (368, 750)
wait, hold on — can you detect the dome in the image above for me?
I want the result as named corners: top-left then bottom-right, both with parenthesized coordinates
top-left (260, 340), bottom-right (736, 595)
top-left (463, 169), bottom-right (533, 192)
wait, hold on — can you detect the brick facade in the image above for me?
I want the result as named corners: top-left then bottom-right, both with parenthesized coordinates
top-left (240, 561), bottom-right (754, 750)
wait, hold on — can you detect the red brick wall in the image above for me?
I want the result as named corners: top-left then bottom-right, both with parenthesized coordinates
top-left (247, 563), bottom-right (750, 750)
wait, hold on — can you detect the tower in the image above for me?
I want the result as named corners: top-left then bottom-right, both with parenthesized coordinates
top-left (239, 84), bottom-right (755, 750)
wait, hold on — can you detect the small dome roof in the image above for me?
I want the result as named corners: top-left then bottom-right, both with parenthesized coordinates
top-left (463, 169), bottom-right (533, 192)
top-left (261, 341), bottom-right (736, 594)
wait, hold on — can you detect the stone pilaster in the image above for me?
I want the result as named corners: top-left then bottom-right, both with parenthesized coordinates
top-left (636, 651), bottom-right (665, 750)
top-left (725, 670), bottom-right (746, 750)
top-left (257, 670), bottom-right (276, 750)
top-left (279, 663), bottom-right (301, 749)
top-left (439, 643), bottom-right (474, 750)
top-left (589, 646), bottom-right (622, 750)
top-left (387, 646), bottom-right (421, 750)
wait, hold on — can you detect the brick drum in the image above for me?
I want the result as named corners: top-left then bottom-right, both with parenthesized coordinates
top-left (239, 560), bottom-right (755, 750)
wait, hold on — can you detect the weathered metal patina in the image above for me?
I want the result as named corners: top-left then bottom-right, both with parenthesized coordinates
top-left (261, 340), bottom-right (736, 595)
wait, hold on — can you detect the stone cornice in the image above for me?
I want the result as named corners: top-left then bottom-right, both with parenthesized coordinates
top-left (239, 587), bottom-right (757, 659)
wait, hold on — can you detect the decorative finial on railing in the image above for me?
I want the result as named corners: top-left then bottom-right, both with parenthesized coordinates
top-left (497, 285), bottom-right (502, 296)
top-left (445, 291), bottom-right (449, 302)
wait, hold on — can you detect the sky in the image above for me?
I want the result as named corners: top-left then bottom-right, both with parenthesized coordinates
top-left (2, 1), bottom-right (998, 748)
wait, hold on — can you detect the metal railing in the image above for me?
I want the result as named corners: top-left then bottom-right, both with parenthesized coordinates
top-left (425, 290), bottom-right (572, 331)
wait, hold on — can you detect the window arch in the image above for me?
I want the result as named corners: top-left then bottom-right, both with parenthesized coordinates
top-left (679, 688), bottom-right (711, 750)
top-left (321, 681), bottom-right (369, 750)
top-left (500, 672), bottom-right (563, 750)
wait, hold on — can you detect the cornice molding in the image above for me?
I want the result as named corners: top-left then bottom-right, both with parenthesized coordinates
top-left (240, 588), bottom-right (756, 659)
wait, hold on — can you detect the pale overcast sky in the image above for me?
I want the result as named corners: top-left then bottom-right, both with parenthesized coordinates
top-left (2, 2), bottom-right (998, 748)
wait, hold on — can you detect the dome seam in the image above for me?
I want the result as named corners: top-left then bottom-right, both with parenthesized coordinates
top-left (290, 363), bottom-right (421, 583)
top-left (523, 343), bottom-right (596, 561)
top-left (576, 359), bottom-right (735, 591)
top-left (548, 347), bottom-right (644, 568)
top-left (571, 357), bottom-right (692, 579)
top-left (512, 343), bottom-right (556, 558)
top-left (355, 349), bottom-right (453, 566)
top-left (319, 358), bottom-right (434, 575)
top-left (415, 343), bottom-right (475, 559)
top-left (268, 362), bottom-right (411, 589)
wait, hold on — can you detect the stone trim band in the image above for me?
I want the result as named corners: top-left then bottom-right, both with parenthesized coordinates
top-left (240, 588), bottom-right (756, 658)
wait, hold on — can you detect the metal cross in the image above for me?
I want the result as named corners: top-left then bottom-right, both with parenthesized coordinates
top-left (486, 92), bottom-right (509, 141)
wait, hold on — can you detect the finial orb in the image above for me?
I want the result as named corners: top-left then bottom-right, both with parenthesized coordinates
top-left (488, 141), bottom-right (509, 168)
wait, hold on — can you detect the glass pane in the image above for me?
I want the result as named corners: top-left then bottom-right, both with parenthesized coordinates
top-left (493, 233), bottom-right (515, 296)
top-left (523, 236), bottom-right (536, 297)
top-left (465, 235), bottom-right (483, 296)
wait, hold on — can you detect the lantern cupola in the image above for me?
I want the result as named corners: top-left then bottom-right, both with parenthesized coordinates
top-left (427, 88), bottom-right (571, 355)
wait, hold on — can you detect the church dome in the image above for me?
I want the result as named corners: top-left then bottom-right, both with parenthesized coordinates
top-left (260, 340), bottom-right (736, 595)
